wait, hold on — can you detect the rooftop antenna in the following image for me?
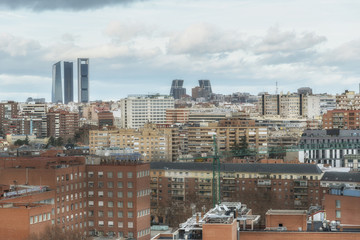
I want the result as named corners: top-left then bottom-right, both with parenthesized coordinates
top-left (275, 81), bottom-right (278, 94)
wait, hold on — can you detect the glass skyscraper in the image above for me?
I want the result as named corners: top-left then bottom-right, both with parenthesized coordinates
top-left (64, 61), bottom-right (73, 104)
top-left (78, 58), bottom-right (89, 103)
top-left (52, 62), bottom-right (63, 103)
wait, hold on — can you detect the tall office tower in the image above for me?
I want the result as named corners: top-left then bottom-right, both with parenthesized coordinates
top-left (78, 58), bottom-right (89, 103)
top-left (198, 79), bottom-right (212, 94)
top-left (63, 61), bottom-right (73, 104)
top-left (169, 79), bottom-right (186, 99)
top-left (52, 62), bottom-right (63, 103)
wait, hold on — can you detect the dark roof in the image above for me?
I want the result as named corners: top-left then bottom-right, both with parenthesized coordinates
top-left (321, 172), bottom-right (360, 182)
top-left (150, 162), bottom-right (322, 174)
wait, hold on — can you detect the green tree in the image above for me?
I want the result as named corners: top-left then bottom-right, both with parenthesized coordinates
top-left (24, 135), bottom-right (30, 145)
top-left (55, 137), bottom-right (64, 146)
top-left (47, 136), bottom-right (56, 147)
top-left (14, 139), bottom-right (24, 146)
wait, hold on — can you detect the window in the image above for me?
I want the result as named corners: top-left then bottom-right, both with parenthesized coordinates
top-left (88, 221), bottom-right (94, 227)
top-left (336, 210), bottom-right (341, 218)
top-left (127, 191), bottom-right (133, 198)
top-left (107, 182), bottom-right (114, 188)
top-left (30, 216), bottom-right (34, 224)
top-left (336, 200), bottom-right (341, 208)
top-left (107, 172), bottom-right (113, 178)
top-left (118, 222), bottom-right (123, 228)
top-left (98, 220), bottom-right (104, 226)
top-left (117, 182), bottom-right (123, 188)
top-left (98, 201), bottom-right (104, 207)
top-left (98, 191), bottom-right (104, 197)
top-left (117, 172), bottom-right (123, 178)
top-left (108, 221), bottom-right (114, 227)
top-left (108, 191), bottom-right (113, 198)
top-left (117, 191), bottom-right (123, 198)
top-left (128, 211), bottom-right (133, 218)
top-left (117, 202), bottom-right (123, 208)
top-left (128, 222), bottom-right (134, 228)
top-left (98, 182), bottom-right (104, 188)
top-left (127, 202), bottom-right (133, 208)
top-left (98, 172), bottom-right (104, 178)
top-left (108, 201), bottom-right (114, 208)
top-left (98, 211), bottom-right (104, 217)
top-left (128, 182), bottom-right (133, 188)
top-left (118, 211), bottom-right (123, 218)
top-left (128, 172), bottom-right (133, 178)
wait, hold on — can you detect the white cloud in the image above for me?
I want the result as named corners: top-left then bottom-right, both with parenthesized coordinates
top-left (167, 23), bottom-right (245, 55)
top-left (0, 33), bottom-right (41, 56)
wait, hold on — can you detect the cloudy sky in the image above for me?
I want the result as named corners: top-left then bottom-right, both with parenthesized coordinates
top-left (0, 0), bottom-right (359, 102)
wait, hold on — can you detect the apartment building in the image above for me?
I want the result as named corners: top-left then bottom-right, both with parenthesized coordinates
top-left (259, 93), bottom-right (320, 118)
top-left (120, 95), bottom-right (174, 129)
top-left (0, 155), bottom-right (151, 240)
top-left (336, 90), bottom-right (360, 110)
top-left (299, 129), bottom-right (360, 167)
top-left (322, 109), bottom-right (360, 129)
top-left (47, 109), bottom-right (79, 141)
top-left (165, 108), bottom-right (190, 124)
top-left (89, 124), bottom-right (173, 162)
top-left (187, 122), bottom-right (268, 157)
top-left (0, 101), bottom-right (18, 135)
top-left (86, 161), bottom-right (151, 239)
top-left (150, 162), bottom-right (324, 225)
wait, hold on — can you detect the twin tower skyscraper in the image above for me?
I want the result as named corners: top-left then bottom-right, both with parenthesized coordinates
top-left (52, 58), bottom-right (89, 104)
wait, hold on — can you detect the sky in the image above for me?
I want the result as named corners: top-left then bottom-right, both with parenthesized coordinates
top-left (0, 0), bottom-right (360, 102)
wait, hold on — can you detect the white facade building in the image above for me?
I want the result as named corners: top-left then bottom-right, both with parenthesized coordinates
top-left (120, 94), bottom-right (175, 128)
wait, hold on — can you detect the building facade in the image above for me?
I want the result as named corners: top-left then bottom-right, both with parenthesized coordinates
top-left (120, 95), bottom-right (174, 129)
top-left (52, 61), bottom-right (63, 104)
top-left (78, 58), bottom-right (89, 103)
top-left (64, 61), bottom-right (74, 104)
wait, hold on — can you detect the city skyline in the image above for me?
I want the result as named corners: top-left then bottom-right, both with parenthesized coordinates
top-left (0, 0), bottom-right (360, 101)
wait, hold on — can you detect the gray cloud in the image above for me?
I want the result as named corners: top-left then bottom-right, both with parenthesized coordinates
top-left (0, 0), bottom-right (142, 11)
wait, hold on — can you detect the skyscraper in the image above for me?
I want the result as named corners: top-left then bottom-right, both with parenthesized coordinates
top-left (52, 62), bottom-right (63, 103)
top-left (198, 79), bottom-right (212, 94)
top-left (78, 58), bottom-right (89, 103)
top-left (170, 79), bottom-right (186, 99)
top-left (63, 61), bottom-right (73, 104)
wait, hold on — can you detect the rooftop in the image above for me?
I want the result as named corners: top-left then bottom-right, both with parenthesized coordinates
top-left (150, 162), bottom-right (322, 174)
top-left (321, 172), bottom-right (360, 182)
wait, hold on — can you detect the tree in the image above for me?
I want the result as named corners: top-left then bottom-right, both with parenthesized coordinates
top-left (47, 136), bottom-right (56, 147)
top-left (24, 135), bottom-right (30, 145)
top-left (14, 139), bottom-right (24, 146)
top-left (55, 137), bottom-right (64, 146)
top-left (27, 225), bottom-right (89, 240)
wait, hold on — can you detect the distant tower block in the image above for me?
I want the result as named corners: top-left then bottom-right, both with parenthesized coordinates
top-left (64, 61), bottom-right (73, 104)
top-left (52, 61), bottom-right (63, 103)
top-left (78, 58), bottom-right (89, 103)
top-left (170, 79), bottom-right (186, 99)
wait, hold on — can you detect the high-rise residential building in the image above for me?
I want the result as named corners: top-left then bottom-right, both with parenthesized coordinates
top-left (47, 109), bottom-right (79, 141)
top-left (64, 61), bottom-right (74, 104)
top-left (198, 79), bottom-right (212, 93)
top-left (120, 94), bottom-right (174, 129)
top-left (78, 58), bottom-right (89, 103)
top-left (169, 79), bottom-right (186, 99)
top-left (52, 62), bottom-right (63, 104)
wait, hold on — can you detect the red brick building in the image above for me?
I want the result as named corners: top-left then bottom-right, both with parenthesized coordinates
top-left (322, 109), bottom-right (360, 129)
top-left (0, 156), bottom-right (150, 240)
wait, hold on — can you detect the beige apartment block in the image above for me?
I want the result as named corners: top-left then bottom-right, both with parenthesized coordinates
top-left (89, 124), bottom-right (173, 162)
